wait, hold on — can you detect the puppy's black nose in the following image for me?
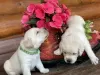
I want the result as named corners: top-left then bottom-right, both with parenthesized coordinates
top-left (67, 59), bottom-right (71, 63)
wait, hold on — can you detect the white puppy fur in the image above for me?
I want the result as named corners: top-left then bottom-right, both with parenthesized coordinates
top-left (4, 28), bottom-right (49, 75)
top-left (54, 15), bottom-right (99, 65)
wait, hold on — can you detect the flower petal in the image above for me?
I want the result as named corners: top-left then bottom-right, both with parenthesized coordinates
top-left (49, 21), bottom-right (62, 29)
top-left (52, 14), bottom-right (63, 22)
top-left (36, 20), bottom-right (45, 28)
top-left (35, 8), bottom-right (45, 19)
top-left (43, 2), bottom-right (54, 14)
top-left (21, 15), bottom-right (29, 24)
top-left (55, 7), bottom-right (62, 13)
top-left (27, 4), bottom-right (35, 13)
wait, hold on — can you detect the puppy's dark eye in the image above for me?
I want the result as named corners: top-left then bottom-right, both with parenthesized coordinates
top-left (73, 53), bottom-right (77, 55)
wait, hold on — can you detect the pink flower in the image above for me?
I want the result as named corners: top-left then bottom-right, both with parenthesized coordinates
top-left (59, 13), bottom-right (70, 24)
top-left (43, 2), bottom-right (54, 14)
top-left (21, 15), bottom-right (29, 24)
top-left (61, 4), bottom-right (71, 23)
top-left (55, 7), bottom-right (62, 13)
top-left (49, 14), bottom-right (63, 29)
top-left (49, 21), bottom-right (62, 28)
top-left (53, 14), bottom-right (63, 22)
top-left (23, 24), bottom-right (29, 27)
top-left (27, 4), bottom-right (35, 13)
top-left (37, 20), bottom-right (45, 28)
top-left (24, 11), bottom-right (33, 16)
top-left (35, 4), bottom-right (45, 19)
top-left (62, 4), bottom-right (68, 10)
top-left (62, 4), bottom-right (71, 16)
top-left (37, 20), bottom-right (51, 30)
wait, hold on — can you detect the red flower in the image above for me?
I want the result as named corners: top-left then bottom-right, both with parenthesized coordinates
top-left (49, 14), bottom-right (63, 29)
top-left (61, 4), bottom-right (71, 23)
top-left (24, 11), bottom-right (33, 16)
top-left (62, 4), bottom-right (71, 16)
top-left (27, 4), bottom-right (35, 13)
top-left (55, 7), bottom-right (62, 13)
top-left (35, 4), bottom-right (45, 19)
top-left (37, 20), bottom-right (45, 28)
top-left (36, 20), bottom-right (51, 30)
top-left (43, 2), bottom-right (54, 14)
top-left (21, 0), bottom-right (71, 30)
top-left (21, 15), bottom-right (29, 24)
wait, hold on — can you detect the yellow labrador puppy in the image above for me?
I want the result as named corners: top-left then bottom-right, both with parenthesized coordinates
top-left (54, 15), bottom-right (99, 65)
top-left (4, 28), bottom-right (49, 75)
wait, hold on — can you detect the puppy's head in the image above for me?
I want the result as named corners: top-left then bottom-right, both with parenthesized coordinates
top-left (34, 28), bottom-right (49, 48)
top-left (23, 28), bottom-right (49, 49)
top-left (67, 15), bottom-right (85, 27)
top-left (60, 41), bottom-right (80, 64)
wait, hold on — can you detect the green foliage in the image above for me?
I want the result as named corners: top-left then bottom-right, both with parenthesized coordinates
top-left (27, 19), bottom-right (37, 25)
top-left (84, 20), bottom-right (93, 40)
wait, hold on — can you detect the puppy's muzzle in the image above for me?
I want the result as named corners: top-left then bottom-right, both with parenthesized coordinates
top-left (65, 59), bottom-right (72, 63)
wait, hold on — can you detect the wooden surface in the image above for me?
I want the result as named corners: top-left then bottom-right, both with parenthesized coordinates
top-left (0, 0), bottom-right (40, 15)
top-left (0, 14), bottom-right (23, 38)
top-left (59, 0), bottom-right (100, 6)
top-left (70, 3), bottom-right (100, 20)
top-left (0, 0), bottom-right (100, 75)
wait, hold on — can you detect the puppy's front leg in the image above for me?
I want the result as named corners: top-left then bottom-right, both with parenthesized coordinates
top-left (84, 38), bottom-right (99, 65)
top-left (36, 58), bottom-right (49, 74)
top-left (21, 65), bottom-right (31, 75)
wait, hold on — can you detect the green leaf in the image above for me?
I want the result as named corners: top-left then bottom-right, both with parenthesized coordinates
top-left (86, 34), bottom-right (92, 40)
top-left (85, 29), bottom-right (92, 33)
top-left (84, 20), bottom-right (93, 40)
top-left (27, 19), bottom-right (37, 25)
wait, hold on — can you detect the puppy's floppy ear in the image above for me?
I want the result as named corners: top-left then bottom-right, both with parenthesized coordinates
top-left (54, 48), bottom-right (62, 55)
top-left (22, 38), bottom-right (34, 48)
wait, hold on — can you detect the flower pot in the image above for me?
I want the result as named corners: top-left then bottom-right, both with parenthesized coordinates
top-left (40, 29), bottom-right (63, 61)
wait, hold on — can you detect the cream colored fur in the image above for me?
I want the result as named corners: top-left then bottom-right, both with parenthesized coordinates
top-left (4, 28), bottom-right (49, 75)
top-left (54, 15), bottom-right (99, 65)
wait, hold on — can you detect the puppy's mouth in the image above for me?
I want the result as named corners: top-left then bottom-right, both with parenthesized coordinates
top-left (64, 59), bottom-right (75, 64)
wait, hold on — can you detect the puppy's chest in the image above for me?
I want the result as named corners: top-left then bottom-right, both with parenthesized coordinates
top-left (27, 54), bottom-right (39, 63)
top-left (26, 54), bottom-right (40, 68)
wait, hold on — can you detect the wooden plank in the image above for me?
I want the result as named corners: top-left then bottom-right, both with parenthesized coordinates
top-left (70, 3), bottom-right (100, 20)
top-left (0, 33), bottom-right (23, 40)
top-left (0, 52), bottom-right (14, 68)
top-left (59, 0), bottom-right (100, 6)
top-left (0, 14), bottom-right (24, 38)
top-left (0, 0), bottom-right (40, 15)
top-left (59, 0), bottom-right (81, 6)
top-left (92, 19), bottom-right (100, 31)
top-left (0, 37), bottom-right (23, 55)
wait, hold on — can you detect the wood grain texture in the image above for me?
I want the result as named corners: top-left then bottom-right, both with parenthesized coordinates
top-left (59, 0), bottom-right (100, 6)
top-left (0, 52), bottom-right (14, 67)
top-left (70, 3), bottom-right (100, 20)
top-left (0, 0), bottom-right (40, 15)
top-left (0, 37), bottom-right (23, 55)
top-left (0, 14), bottom-right (24, 38)
top-left (92, 19), bottom-right (100, 31)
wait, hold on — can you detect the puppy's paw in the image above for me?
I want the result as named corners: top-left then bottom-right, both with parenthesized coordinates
top-left (90, 56), bottom-right (99, 65)
top-left (54, 49), bottom-right (62, 55)
top-left (40, 68), bottom-right (49, 74)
